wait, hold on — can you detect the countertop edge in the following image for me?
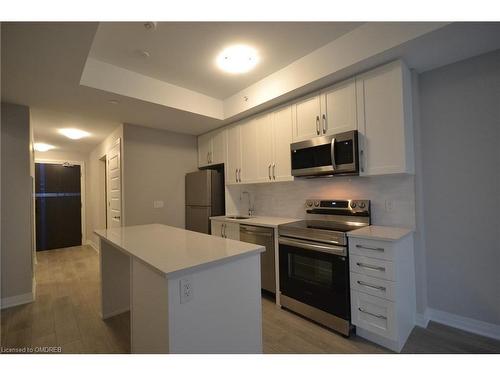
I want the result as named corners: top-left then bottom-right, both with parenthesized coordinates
top-left (209, 215), bottom-right (302, 228)
top-left (94, 230), bottom-right (265, 278)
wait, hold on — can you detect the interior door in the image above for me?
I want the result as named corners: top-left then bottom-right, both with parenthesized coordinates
top-left (35, 163), bottom-right (82, 251)
top-left (272, 105), bottom-right (293, 181)
top-left (106, 140), bottom-right (122, 228)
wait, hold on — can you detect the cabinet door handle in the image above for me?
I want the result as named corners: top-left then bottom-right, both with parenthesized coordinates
top-left (268, 164), bottom-right (272, 180)
top-left (358, 307), bottom-right (387, 320)
top-left (356, 244), bottom-right (385, 252)
top-left (235, 169), bottom-right (238, 182)
top-left (272, 163), bottom-right (276, 180)
top-left (357, 280), bottom-right (386, 291)
top-left (360, 149), bottom-right (365, 173)
top-left (223, 223), bottom-right (226, 238)
top-left (220, 223), bottom-right (224, 237)
top-left (322, 114), bottom-right (327, 134)
top-left (356, 262), bottom-right (385, 272)
top-left (316, 115), bottom-right (320, 135)
top-left (209, 152), bottom-right (212, 164)
top-left (238, 168), bottom-right (241, 182)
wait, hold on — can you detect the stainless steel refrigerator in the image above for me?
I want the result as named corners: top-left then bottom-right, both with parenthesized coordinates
top-left (185, 169), bottom-right (225, 234)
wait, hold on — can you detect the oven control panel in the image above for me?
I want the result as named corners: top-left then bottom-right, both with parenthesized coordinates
top-left (305, 199), bottom-right (370, 216)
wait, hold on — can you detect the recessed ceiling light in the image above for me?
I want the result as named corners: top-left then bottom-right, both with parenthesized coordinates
top-left (216, 44), bottom-right (259, 74)
top-left (34, 143), bottom-right (56, 152)
top-left (58, 128), bottom-right (90, 140)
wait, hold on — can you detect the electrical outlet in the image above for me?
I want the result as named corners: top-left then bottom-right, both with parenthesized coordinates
top-left (153, 200), bottom-right (164, 209)
top-left (385, 200), bottom-right (394, 212)
top-left (179, 276), bottom-right (193, 304)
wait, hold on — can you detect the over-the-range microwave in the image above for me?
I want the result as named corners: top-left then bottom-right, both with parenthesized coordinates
top-left (290, 130), bottom-right (359, 177)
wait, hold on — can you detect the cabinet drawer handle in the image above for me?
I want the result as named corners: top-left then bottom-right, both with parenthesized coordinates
top-left (357, 280), bottom-right (386, 291)
top-left (358, 307), bottom-right (387, 320)
top-left (356, 244), bottom-right (385, 252)
top-left (322, 114), bottom-right (327, 134)
top-left (356, 262), bottom-right (385, 272)
top-left (268, 164), bottom-right (272, 180)
top-left (316, 115), bottom-right (320, 135)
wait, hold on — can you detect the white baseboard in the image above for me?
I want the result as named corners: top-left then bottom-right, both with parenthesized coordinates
top-left (86, 239), bottom-right (99, 253)
top-left (101, 307), bottom-right (130, 320)
top-left (1, 291), bottom-right (34, 310)
top-left (415, 310), bottom-right (430, 328)
top-left (422, 307), bottom-right (500, 340)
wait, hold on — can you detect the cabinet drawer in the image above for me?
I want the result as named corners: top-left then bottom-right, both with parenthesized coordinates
top-left (350, 237), bottom-right (395, 260)
top-left (350, 272), bottom-right (396, 301)
top-left (351, 290), bottom-right (396, 340)
top-left (350, 255), bottom-right (395, 281)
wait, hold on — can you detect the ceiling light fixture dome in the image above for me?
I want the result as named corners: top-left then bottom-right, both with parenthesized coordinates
top-left (58, 128), bottom-right (90, 140)
top-left (216, 44), bottom-right (259, 74)
top-left (34, 143), bottom-right (56, 152)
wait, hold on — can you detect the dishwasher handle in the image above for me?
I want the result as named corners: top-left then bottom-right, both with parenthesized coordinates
top-left (240, 225), bottom-right (274, 237)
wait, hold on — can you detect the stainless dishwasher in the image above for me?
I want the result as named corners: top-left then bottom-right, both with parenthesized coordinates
top-left (240, 224), bottom-right (276, 294)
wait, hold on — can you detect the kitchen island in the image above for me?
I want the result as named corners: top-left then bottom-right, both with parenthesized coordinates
top-left (94, 224), bottom-right (265, 354)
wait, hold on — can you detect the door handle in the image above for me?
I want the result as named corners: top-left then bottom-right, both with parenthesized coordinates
top-left (113, 216), bottom-right (120, 219)
top-left (356, 244), bottom-right (385, 252)
top-left (268, 164), bottom-right (271, 180)
top-left (235, 169), bottom-right (238, 182)
top-left (357, 280), bottom-right (386, 291)
top-left (272, 163), bottom-right (276, 180)
top-left (222, 223), bottom-right (226, 238)
top-left (238, 168), bottom-right (241, 182)
top-left (220, 223), bottom-right (224, 237)
top-left (330, 137), bottom-right (336, 170)
top-left (322, 114), bottom-right (327, 134)
top-left (207, 152), bottom-right (210, 164)
top-left (316, 115), bottom-right (320, 135)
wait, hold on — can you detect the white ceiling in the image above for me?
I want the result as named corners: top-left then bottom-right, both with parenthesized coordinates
top-left (89, 22), bottom-right (362, 99)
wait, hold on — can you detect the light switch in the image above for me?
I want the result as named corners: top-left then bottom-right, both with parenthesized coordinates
top-left (153, 200), bottom-right (164, 209)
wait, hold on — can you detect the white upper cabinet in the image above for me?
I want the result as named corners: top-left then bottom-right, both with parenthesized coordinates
top-left (271, 105), bottom-right (293, 182)
top-left (292, 94), bottom-right (322, 141)
top-left (292, 79), bottom-right (357, 141)
top-left (356, 61), bottom-right (414, 176)
top-left (256, 113), bottom-right (274, 182)
top-left (239, 118), bottom-right (260, 183)
top-left (226, 124), bottom-right (241, 185)
top-left (322, 78), bottom-right (357, 135)
top-left (197, 128), bottom-right (226, 168)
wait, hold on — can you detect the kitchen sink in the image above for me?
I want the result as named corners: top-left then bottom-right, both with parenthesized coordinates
top-left (226, 215), bottom-right (251, 220)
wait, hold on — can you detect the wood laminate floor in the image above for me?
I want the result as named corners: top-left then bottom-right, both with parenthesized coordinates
top-left (1, 245), bottom-right (499, 354)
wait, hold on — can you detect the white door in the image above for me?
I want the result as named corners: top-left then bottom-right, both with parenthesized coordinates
top-left (211, 128), bottom-right (226, 165)
top-left (226, 124), bottom-right (241, 185)
top-left (322, 78), bottom-right (357, 135)
top-left (292, 94), bottom-right (321, 141)
top-left (256, 114), bottom-right (274, 182)
top-left (106, 140), bottom-right (122, 228)
top-left (272, 105), bottom-right (294, 181)
top-left (239, 118), bottom-right (259, 183)
top-left (198, 132), bottom-right (211, 167)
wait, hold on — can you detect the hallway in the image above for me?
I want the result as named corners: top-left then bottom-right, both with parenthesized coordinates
top-left (2, 246), bottom-right (500, 354)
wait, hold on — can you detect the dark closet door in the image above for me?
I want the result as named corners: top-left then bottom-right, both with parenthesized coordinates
top-left (35, 163), bottom-right (82, 251)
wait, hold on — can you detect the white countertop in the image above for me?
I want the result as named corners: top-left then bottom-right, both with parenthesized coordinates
top-left (347, 225), bottom-right (413, 241)
top-left (210, 215), bottom-right (301, 228)
top-left (95, 224), bottom-right (264, 277)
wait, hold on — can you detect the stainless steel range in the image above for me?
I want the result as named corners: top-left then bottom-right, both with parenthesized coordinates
top-left (278, 199), bottom-right (371, 336)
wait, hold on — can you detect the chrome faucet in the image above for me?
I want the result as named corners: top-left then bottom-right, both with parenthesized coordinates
top-left (241, 191), bottom-right (254, 216)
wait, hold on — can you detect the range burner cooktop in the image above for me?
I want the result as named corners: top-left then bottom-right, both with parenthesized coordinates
top-left (278, 199), bottom-right (371, 246)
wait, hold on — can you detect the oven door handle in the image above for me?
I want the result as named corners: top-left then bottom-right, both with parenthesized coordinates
top-left (279, 237), bottom-right (346, 256)
top-left (330, 137), bottom-right (336, 170)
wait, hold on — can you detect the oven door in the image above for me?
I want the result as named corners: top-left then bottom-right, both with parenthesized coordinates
top-left (279, 237), bottom-right (350, 320)
top-left (290, 131), bottom-right (358, 177)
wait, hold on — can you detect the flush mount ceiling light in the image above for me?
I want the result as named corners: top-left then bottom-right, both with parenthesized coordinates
top-left (58, 128), bottom-right (90, 140)
top-left (34, 143), bottom-right (55, 152)
top-left (216, 44), bottom-right (259, 74)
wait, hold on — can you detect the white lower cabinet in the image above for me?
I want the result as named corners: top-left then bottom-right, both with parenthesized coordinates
top-left (211, 220), bottom-right (239, 240)
top-left (348, 229), bottom-right (415, 352)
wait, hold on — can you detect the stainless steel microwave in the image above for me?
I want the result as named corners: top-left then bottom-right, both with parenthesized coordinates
top-left (290, 131), bottom-right (359, 177)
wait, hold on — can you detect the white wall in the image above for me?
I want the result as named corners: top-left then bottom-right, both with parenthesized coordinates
top-left (1, 103), bottom-right (33, 303)
top-left (419, 49), bottom-right (500, 325)
top-left (122, 124), bottom-right (198, 228)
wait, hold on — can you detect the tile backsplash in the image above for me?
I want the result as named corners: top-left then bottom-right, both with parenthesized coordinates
top-left (226, 174), bottom-right (416, 229)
